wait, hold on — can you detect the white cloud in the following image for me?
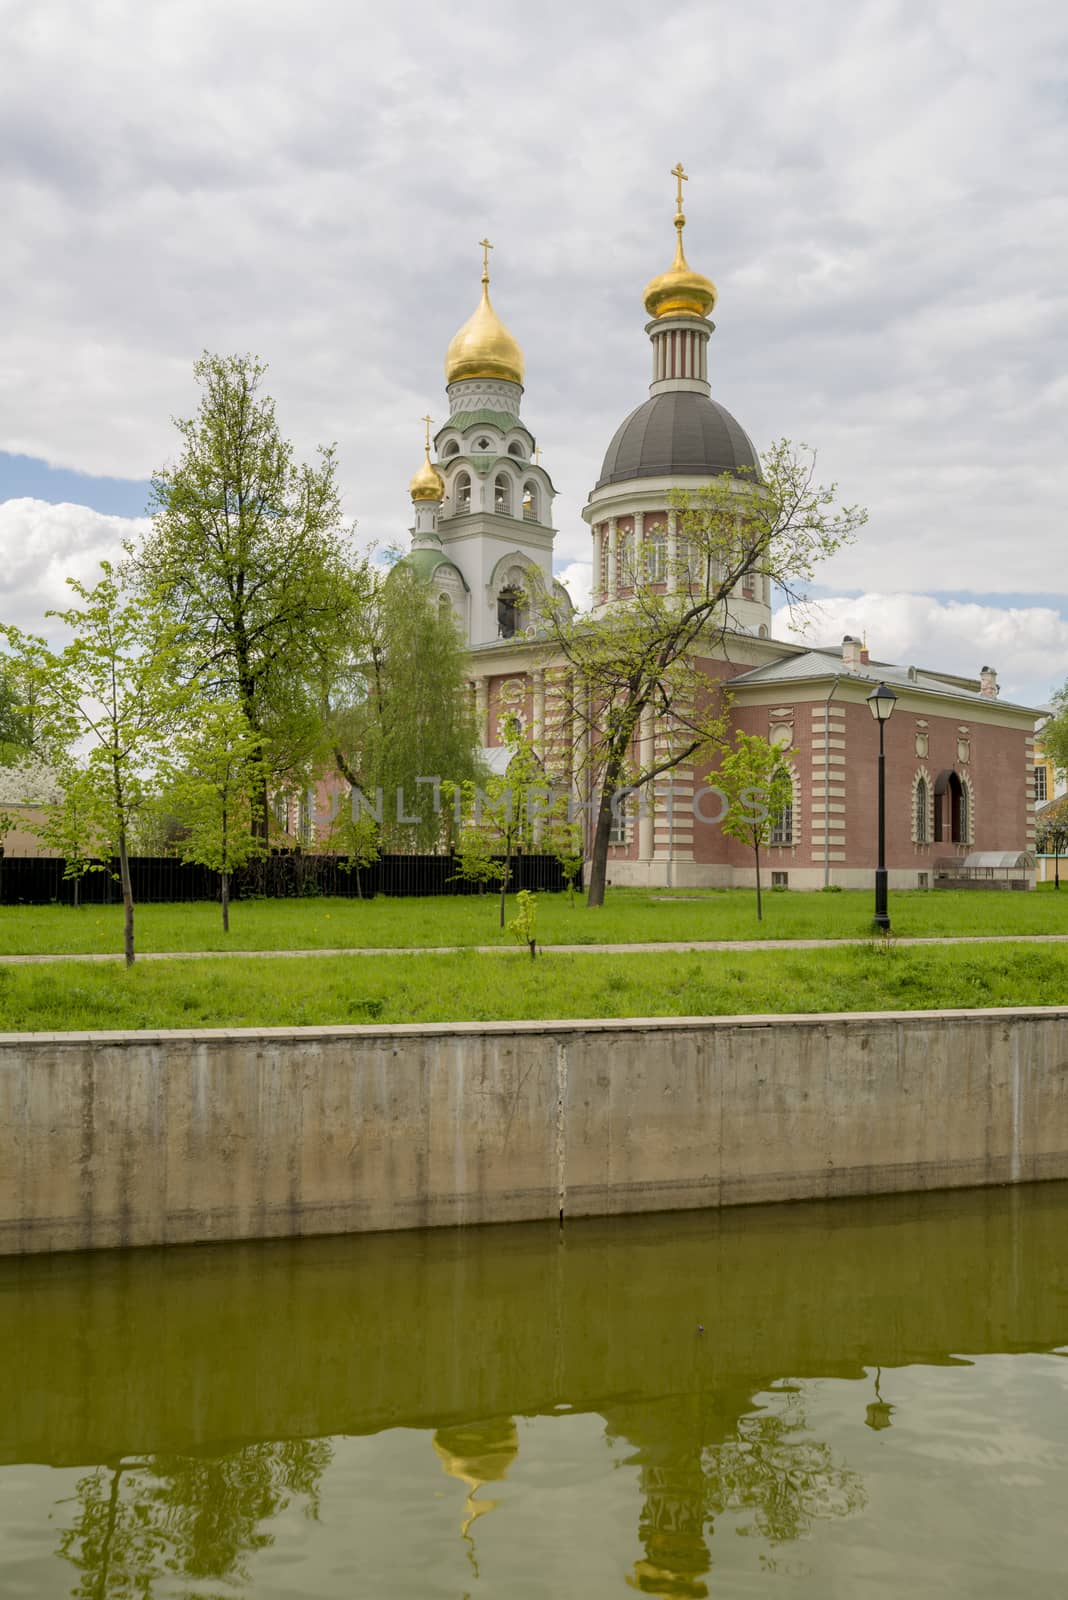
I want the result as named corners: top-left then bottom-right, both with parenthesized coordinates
top-left (774, 592), bottom-right (1068, 708)
top-left (0, 0), bottom-right (1065, 599)
top-left (554, 561), bottom-right (592, 614)
top-left (0, 499), bottom-right (146, 638)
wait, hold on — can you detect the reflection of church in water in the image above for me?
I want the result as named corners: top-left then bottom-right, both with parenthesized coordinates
top-left (431, 1393), bottom-right (866, 1598)
top-left (396, 167), bottom-right (1038, 889)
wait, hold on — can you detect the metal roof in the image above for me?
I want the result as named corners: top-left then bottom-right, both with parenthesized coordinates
top-left (729, 648), bottom-right (1040, 713)
top-left (596, 392), bottom-right (759, 488)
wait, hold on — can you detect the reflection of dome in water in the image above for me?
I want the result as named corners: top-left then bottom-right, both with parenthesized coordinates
top-left (433, 1417), bottom-right (519, 1536)
top-left (628, 1557), bottom-right (709, 1599)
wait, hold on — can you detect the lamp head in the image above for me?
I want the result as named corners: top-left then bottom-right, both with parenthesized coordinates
top-left (867, 682), bottom-right (897, 723)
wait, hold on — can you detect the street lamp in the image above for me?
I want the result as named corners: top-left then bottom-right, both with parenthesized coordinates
top-left (867, 682), bottom-right (897, 931)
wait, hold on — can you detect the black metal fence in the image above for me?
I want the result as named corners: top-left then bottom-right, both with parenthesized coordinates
top-left (0, 852), bottom-right (579, 907)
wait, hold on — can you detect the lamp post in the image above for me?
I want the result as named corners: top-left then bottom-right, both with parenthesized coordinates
top-left (867, 682), bottom-right (897, 931)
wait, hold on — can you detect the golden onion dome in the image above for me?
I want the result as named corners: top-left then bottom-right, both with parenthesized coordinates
top-left (409, 445), bottom-right (445, 502)
top-left (445, 243), bottom-right (524, 386)
top-left (642, 164), bottom-right (717, 321)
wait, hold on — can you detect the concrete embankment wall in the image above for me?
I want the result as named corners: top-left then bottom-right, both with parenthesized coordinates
top-left (3, 1008), bottom-right (1068, 1255)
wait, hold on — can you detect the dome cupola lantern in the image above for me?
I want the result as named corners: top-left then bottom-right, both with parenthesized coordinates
top-left (444, 239), bottom-right (525, 387)
top-left (641, 163), bottom-right (717, 323)
top-left (409, 413), bottom-right (445, 503)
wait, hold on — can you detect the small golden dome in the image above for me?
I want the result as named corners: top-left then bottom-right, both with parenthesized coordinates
top-left (445, 244), bottom-right (524, 386)
top-left (409, 446), bottom-right (445, 502)
top-left (642, 220), bottom-right (717, 321)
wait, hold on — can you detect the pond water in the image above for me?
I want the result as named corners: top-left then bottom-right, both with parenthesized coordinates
top-left (2, 1183), bottom-right (1068, 1598)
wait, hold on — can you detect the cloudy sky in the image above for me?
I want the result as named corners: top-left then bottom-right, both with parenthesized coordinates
top-left (2, 0), bottom-right (1066, 703)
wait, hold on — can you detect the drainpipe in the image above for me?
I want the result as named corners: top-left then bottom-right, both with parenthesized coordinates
top-left (824, 676), bottom-right (840, 888)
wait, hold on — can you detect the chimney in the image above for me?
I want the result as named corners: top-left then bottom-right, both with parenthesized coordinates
top-left (980, 665), bottom-right (999, 700)
top-left (841, 635), bottom-right (863, 670)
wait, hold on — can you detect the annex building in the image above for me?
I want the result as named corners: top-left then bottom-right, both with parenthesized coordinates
top-left (396, 175), bottom-right (1039, 890)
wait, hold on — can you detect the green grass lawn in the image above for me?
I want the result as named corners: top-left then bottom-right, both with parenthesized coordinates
top-left (1, 941), bottom-right (1066, 1032)
top-left (2, 885), bottom-right (1068, 957)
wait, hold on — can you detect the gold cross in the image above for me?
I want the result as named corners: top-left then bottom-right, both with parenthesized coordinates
top-left (533, 444), bottom-right (541, 464)
top-left (422, 413), bottom-right (433, 450)
top-left (479, 237), bottom-right (493, 279)
top-left (671, 161), bottom-right (688, 216)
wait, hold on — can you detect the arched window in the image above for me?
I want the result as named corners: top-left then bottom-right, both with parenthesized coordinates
top-left (770, 796), bottom-right (794, 846)
top-left (508, 441), bottom-right (524, 458)
top-left (934, 770), bottom-right (966, 843)
top-left (522, 482), bottom-right (538, 522)
top-left (454, 472), bottom-right (471, 514)
top-left (915, 777), bottom-right (929, 843)
top-left (497, 586), bottom-right (521, 638)
top-left (645, 525), bottom-right (667, 582)
top-left (442, 440), bottom-right (460, 457)
top-left (494, 475), bottom-right (511, 516)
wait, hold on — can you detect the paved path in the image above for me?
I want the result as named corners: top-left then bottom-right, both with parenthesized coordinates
top-left (3, 933), bottom-right (1068, 965)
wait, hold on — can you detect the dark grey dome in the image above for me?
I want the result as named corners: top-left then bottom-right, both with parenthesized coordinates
top-left (596, 391), bottom-right (759, 489)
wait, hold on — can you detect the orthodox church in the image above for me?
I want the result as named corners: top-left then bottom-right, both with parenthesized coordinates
top-left (396, 171), bottom-right (1039, 890)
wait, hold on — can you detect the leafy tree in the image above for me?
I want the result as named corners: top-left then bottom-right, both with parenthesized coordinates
top-left (545, 814), bottom-right (584, 906)
top-left (507, 888), bottom-right (538, 959)
top-left (1039, 698), bottom-right (1068, 783)
top-left (1, 563), bottom-right (188, 965)
top-left (30, 765), bottom-right (102, 908)
top-left (328, 562), bottom-right (483, 849)
top-left (136, 352), bottom-right (372, 839)
top-left (711, 731), bottom-right (795, 921)
top-left (535, 441), bottom-right (865, 907)
top-left (446, 716), bottom-right (548, 929)
top-left (323, 801), bottom-right (380, 897)
top-left (1036, 794), bottom-right (1068, 889)
top-left (162, 702), bottom-right (267, 931)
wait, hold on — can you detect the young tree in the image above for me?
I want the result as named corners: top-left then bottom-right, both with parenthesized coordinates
top-left (322, 802), bottom-right (380, 898)
top-left (327, 562), bottom-right (483, 849)
top-left (1, 563), bottom-right (188, 965)
top-left (1036, 796), bottom-right (1068, 889)
top-left (710, 731), bottom-right (795, 921)
top-left (30, 766), bottom-right (102, 908)
top-left (446, 716), bottom-right (548, 928)
top-left (535, 441), bottom-right (865, 907)
top-left (136, 352), bottom-right (372, 839)
top-left (162, 702), bottom-right (267, 931)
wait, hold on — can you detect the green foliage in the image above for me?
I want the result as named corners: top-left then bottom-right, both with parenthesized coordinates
top-left (327, 562), bottom-right (483, 849)
top-left (0, 654), bottom-right (36, 763)
top-left (450, 822), bottom-right (505, 891)
top-left (160, 702), bottom-right (268, 929)
top-left (1036, 794), bottom-right (1068, 855)
top-left (711, 731), bottom-right (795, 920)
top-left (28, 767), bottom-right (104, 903)
top-left (325, 804), bottom-right (381, 874)
top-left (1040, 698), bottom-right (1068, 781)
top-left (137, 352), bottom-right (373, 832)
top-left (446, 716), bottom-right (549, 925)
top-left (0, 562), bottom-right (189, 963)
top-left (507, 889), bottom-right (538, 958)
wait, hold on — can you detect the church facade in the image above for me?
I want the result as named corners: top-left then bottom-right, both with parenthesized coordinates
top-left (396, 180), bottom-right (1039, 890)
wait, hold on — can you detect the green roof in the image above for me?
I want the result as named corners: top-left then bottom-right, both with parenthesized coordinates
top-left (394, 548), bottom-right (469, 590)
top-left (438, 411), bottom-right (531, 439)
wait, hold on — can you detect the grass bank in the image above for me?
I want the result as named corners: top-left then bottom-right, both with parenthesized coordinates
top-left (3, 886), bottom-right (1068, 957)
top-left (1, 942), bottom-right (1067, 1032)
